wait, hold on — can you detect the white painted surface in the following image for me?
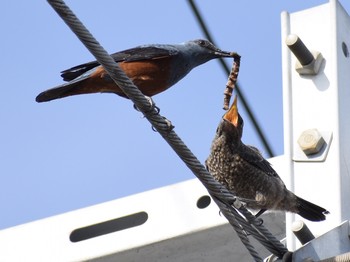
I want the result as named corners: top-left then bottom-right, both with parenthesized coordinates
top-left (281, 0), bottom-right (350, 250)
top-left (0, 157), bottom-right (286, 261)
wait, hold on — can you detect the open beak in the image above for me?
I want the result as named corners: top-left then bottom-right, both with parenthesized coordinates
top-left (223, 95), bottom-right (239, 127)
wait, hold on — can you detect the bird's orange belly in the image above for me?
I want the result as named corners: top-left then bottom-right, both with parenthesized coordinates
top-left (86, 58), bottom-right (173, 98)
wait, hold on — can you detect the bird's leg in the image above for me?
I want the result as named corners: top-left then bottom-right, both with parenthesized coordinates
top-left (255, 209), bottom-right (267, 218)
top-left (232, 197), bottom-right (244, 209)
top-left (132, 96), bottom-right (173, 132)
top-left (146, 96), bottom-right (160, 114)
top-left (235, 201), bottom-right (265, 226)
top-left (223, 54), bottom-right (241, 110)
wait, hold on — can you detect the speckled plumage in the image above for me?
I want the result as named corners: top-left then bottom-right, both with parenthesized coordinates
top-left (206, 97), bottom-right (329, 221)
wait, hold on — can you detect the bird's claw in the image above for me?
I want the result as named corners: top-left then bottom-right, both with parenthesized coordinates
top-left (254, 218), bottom-right (264, 226)
top-left (232, 198), bottom-right (244, 209)
top-left (131, 96), bottom-right (173, 133)
top-left (133, 96), bottom-right (160, 114)
top-left (254, 209), bottom-right (267, 218)
top-left (151, 117), bottom-right (174, 132)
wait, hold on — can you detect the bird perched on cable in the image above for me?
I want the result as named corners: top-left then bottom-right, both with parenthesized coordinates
top-left (36, 39), bottom-right (234, 103)
top-left (206, 96), bottom-right (329, 221)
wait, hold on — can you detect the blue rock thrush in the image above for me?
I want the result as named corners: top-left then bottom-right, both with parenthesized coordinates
top-left (36, 39), bottom-right (234, 102)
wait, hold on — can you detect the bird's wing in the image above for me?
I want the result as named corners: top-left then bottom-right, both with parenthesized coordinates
top-left (111, 45), bottom-right (179, 62)
top-left (239, 145), bottom-right (280, 178)
top-left (60, 45), bottom-right (179, 81)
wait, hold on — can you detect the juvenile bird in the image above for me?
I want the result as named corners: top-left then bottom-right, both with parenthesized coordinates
top-left (36, 39), bottom-right (233, 102)
top-left (206, 96), bottom-right (329, 221)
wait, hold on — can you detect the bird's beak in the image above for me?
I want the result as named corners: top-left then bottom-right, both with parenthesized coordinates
top-left (224, 95), bottom-right (239, 127)
top-left (214, 49), bottom-right (235, 58)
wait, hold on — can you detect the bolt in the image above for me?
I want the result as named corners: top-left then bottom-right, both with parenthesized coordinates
top-left (286, 34), bottom-right (314, 66)
top-left (297, 129), bottom-right (325, 155)
top-left (292, 220), bottom-right (315, 245)
top-left (286, 34), bottom-right (324, 75)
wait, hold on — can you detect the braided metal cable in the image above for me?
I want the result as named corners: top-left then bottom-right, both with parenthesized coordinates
top-left (46, 0), bottom-right (287, 260)
top-left (213, 197), bottom-right (263, 261)
top-left (239, 206), bottom-right (288, 257)
top-left (220, 198), bottom-right (286, 257)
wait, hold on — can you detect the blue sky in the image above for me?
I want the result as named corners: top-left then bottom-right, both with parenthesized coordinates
top-left (1, 0), bottom-right (347, 230)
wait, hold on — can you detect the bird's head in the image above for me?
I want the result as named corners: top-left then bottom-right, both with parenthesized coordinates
top-left (217, 95), bottom-right (244, 142)
top-left (182, 39), bottom-right (236, 67)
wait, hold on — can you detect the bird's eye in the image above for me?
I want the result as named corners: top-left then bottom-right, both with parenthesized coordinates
top-left (198, 40), bottom-right (206, 46)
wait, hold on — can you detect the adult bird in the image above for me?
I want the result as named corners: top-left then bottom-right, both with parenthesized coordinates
top-left (206, 96), bottom-right (329, 221)
top-left (36, 39), bottom-right (234, 102)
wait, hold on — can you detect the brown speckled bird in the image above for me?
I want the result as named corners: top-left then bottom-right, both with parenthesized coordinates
top-left (206, 96), bottom-right (329, 221)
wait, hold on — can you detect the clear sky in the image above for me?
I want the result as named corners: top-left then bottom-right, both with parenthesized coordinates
top-left (1, 0), bottom-right (348, 230)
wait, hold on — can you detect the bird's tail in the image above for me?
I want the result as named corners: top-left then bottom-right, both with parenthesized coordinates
top-left (36, 81), bottom-right (84, 103)
top-left (296, 196), bottom-right (329, 222)
top-left (36, 67), bottom-right (99, 103)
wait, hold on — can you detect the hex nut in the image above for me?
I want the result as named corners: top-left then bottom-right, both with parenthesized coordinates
top-left (297, 129), bottom-right (325, 155)
top-left (295, 51), bottom-right (324, 75)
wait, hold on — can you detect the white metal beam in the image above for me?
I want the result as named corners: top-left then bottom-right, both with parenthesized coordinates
top-left (281, 0), bottom-right (350, 250)
top-left (0, 157), bottom-right (286, 261)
